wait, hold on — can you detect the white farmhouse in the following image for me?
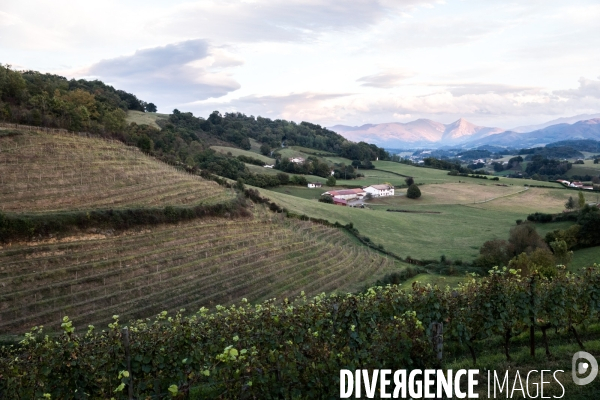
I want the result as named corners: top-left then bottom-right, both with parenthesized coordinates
top-left (290, 157), bottom-right (305, 164)
top-left (363, 184), bottom-right (394, 197)
top-left (308, 182), bottom-right (322, 188)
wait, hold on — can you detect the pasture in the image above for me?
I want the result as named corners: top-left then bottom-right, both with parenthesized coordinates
top-left (125, 110), bottom-right (169, 129)
top-left (0, 209), bottom-right (400, 334)
top-left (570, 246), bottom-right (600, 272)
top-left (566, 159), bottom-right (600, 178)
top-left (259, 180), bottom-right (576, 262)
top-left (211, 145), bottom-right (275, 164)
top-left (0, 131), bottom-right (232, 213)
top-left (369, 161), bottom-right (563, 188)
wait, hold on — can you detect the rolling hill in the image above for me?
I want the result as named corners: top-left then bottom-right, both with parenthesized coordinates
top-left (0, 126), bottom-right (398, 334)
top-left (0, 128), bottom-right (231, 213)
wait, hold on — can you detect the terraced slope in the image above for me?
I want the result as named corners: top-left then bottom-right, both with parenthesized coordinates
top-left (0, 215), bottom-right (394, 333)
top-left (0, 130), bottom-right (231, 212)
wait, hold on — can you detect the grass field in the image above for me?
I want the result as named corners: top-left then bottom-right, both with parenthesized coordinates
top-left (0, 131), bottom-right (232, 213)
top-left (366, 161), bottom-right (564, 188)
top-left (211, 145), bottom-right (276, 164)
top-left (369, 182), bottom-right (527, 207)
top-left (0, 208), bottom-right (402, 334)
top-left (570, 246), bottom-right (600, 271)
top-left (269, 186), bottom-right (331, 200)
top-left (125, 110), bottom-right (169, 129)
top-left (566, 159), bottom-right (600, 178)
top-left (257, 186), bottom-right (568, 261)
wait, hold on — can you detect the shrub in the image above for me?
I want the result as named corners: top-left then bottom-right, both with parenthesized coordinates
top-left (406, 183), bottom-right (421, 199)
top-left (318, 195), bottom-right (334, 204)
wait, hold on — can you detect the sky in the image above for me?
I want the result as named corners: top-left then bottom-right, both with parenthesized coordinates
top-left (2, 0), bottom-right (600, 129)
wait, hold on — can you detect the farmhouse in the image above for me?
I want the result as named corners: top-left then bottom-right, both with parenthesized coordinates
top-left (363, 184), bottom-right (394, 197)
top-left (333, 198), bottom-right (347, 206)
top-left (322, 188), bottom-right (366, 200)
top-left (308, 182), bottom-right (322, 188)
top-left (264, 164), bottom-right (274, 168)
top-left (290, 157), bottom-right (305, 164)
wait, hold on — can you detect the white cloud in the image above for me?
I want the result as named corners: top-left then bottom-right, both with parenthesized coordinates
top-left (151, 0), bottom-right (439, 44)
top-left (357, 70), bottom-right (415, 88)
top-left (554, 77), bottom-right (600, 99)
top-left (84, 40), bottom-right (242, 106)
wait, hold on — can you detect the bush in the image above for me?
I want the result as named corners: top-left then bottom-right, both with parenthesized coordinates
top-left (326, 176), bottom-right (336, 186)
top-left (406, 183), bottom-right (421, 199)
top-left (318, 195), bottom-right (334, 204)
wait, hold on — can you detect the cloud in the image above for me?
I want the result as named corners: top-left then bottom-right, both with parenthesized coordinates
top-left (151, 0), bottom-right (439, 44)
top-left (443, 83), bottom-right (540, 97)
top-left (554, 77), bottom-right (600, 99)
top-left (85, 40), bottom-right (242, 105)
top-left (357, 70), bottom-right (415, 88)
top-left (192, 91), bottom-right (353, 121)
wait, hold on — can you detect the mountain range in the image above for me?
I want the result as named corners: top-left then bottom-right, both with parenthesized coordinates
top-left (330, 115), bottom-right (600, 149)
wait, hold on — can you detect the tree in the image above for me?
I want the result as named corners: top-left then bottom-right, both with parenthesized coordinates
top-left (145, 102), bottom-right (157, 112)
top-left (508, 248), bottom-right (557, 278)
top-left (326, 176), bottom-right (336, 186)
top-left (565, 196), bottom-right (575, 210)
top-left (549, 240), bottom-right (572, 266)
top-left (507, 224), bottom-right (548, 256)
top-left (276, 172), bottom-right (289, 185)
top-left (406, 184), bottom-right (421, 199)
top-left (578, 191), bottom-right (586, 209)
top-left (365, 193), bottom-right (373, 201)
top-left (405, 176), bottom-right (414, 186)
top-left (476, 239), bottom-right (511, 268)
top-left (260, 143), bottom-right (271, 156)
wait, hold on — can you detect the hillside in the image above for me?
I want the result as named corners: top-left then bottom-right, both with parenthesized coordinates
top-left (0, 212), bottom-right (396, 334)
top-left (0, 127), bottom-right (231, 212)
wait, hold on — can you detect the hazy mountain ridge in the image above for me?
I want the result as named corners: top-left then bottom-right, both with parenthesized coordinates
top-left (330, 118), bottom-right (503, 147)
top-left (331, 116), bottom-right (600, 149)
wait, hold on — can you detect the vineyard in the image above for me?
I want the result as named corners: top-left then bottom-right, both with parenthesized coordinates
top-left (0, 129), bottom-right (231, 213)
top-left (1, 266), bottom-right (599, 398)
top-left (0, 212), bottom-right (394, 334)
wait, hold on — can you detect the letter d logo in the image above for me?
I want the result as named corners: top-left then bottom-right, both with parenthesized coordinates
top-left (572, 351), bottom-right (598, 386)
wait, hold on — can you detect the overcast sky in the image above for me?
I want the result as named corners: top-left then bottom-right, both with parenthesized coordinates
top-left (2, 0), bottom-right (600, 129)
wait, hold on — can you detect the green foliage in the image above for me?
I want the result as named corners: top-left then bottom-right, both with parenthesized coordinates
top-left (578, 191), bottom-right (586, 209)
top-left (2, 267), bottom-right (600, 398)
top-left (527, 212), bottom-right (553, 223)
top-left (326, 175), bottom-right (336, 186)
top-left (259, 143), bottom-right (271, 156)
top-left (0, 199), bottom-right (250, 242)
top-left (508, 248), bottom-right (557, 278)
top-left (565, 196), bottom-right (575, 210)
top-left (406, 183), bottom-right (421, 199)
top-left (525, 155), bottom-right (572, 176)
top-left (236, 154), bottom-right (265, 166)
top-left (0, 64), bottom-right (147, 131)
top-left (318, 194), bottom-right (334, 204)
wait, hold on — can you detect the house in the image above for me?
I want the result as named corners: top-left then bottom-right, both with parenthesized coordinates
top-left (569, 182), bottom-right (584, 188)
top-left (307, 182), bottom-right (322, 188)
top-left (363, 184), bottom-right (394, 197)
top-left (264, 165), bottom-right (274, 168)
top-left (322, 188), bottom-right (366, 200)
top-left (290, 157), bottom-right (305, 164)
top-left (557, 179), bottom-right (570, 186)
top-left (333, 198), bottom-right (347, 206)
